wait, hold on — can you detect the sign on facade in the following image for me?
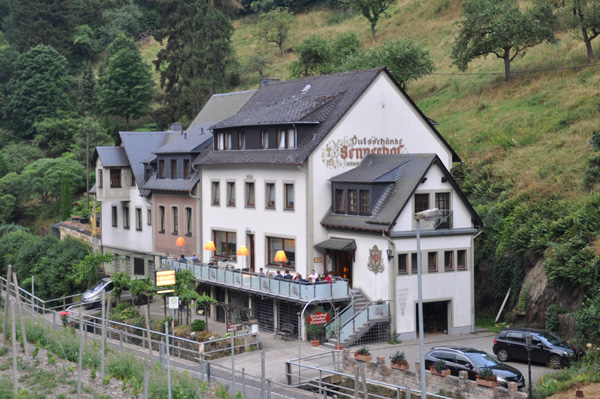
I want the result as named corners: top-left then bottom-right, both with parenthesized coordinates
top-left (321, 136), bottom-right (407, 169)
top-left (156, 270), bottom-right (176, 286)
top-left (307, 311), bottom-right (332, 326)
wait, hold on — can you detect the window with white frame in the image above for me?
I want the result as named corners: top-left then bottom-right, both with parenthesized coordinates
top-left (414, 193), bottom-right (429, 213)
top-left (277, 128), bottom-right (296, 149)
top-left (110, 169), bottom-right (122, 187)
top-left (267, 237), bottom-right (295, 267)
top-left (245, 182), bottom-right (255, 207)
top-left (212, 181), bottom-right (220, 205)
top-left (112, 206), bottom-right (118, 227)
top-left (171, 207), bottom-right (178, 234)
top-left (135, 208), bottom-right (142, 231)
top-left (158, 206), bottom-right (165, 233)
top-left (123, 205), bottom-right (130, 229)
top-left (185, 207), bottom-right (192, 235)
top-left (227, 182), bottom-right (235, 206)
top-left (266, 183), bottom-right (275, 209)
top-left (214, 230), bottom-right (236, 260)
top-left (284, 183), bottom-right (294, 210)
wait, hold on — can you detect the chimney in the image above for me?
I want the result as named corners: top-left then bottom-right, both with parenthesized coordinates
top-left (170, 123), bottom-right (183, 134)
top-left (259, 79), bottom-right (280, 88)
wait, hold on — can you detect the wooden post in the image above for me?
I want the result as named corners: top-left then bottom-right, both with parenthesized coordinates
top-left (62, 296), bottom-right (65, 311)
top-left (77, 308), bottom-right (84, 398)
top-left (106, 293), bottom-right (112, 340)
top-left (11, 300), bottom-right (18, 399)
top-left (11, 273), bottom-right (27, 357)
top-left (101, 290), bottom-right (106, 380)
top-left (3, 265), bottom-right (13, 345)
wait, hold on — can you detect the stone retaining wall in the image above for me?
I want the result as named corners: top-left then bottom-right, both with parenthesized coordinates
top-left (341, 350), bottom-right (527, 399)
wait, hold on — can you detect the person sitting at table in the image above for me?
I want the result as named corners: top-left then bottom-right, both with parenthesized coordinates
top-left (259, 268), bottom-right (265, 276)
top-left (179, 254), bottom-right (186, 261)
top-left (275, 270), bottom-right (283, 279)
top-left (322, 273), bottom-right (333, 284)
top-left (190, 254), bottom-right (198, 262)
top-left (284, 270), bottom-right (292, 279)
top-left (293, 272), bottom-right (301, 281)
top-left (309, 269), bottom-right (319, 281)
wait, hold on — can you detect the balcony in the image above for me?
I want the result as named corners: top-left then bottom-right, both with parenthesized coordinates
top-left (161, 259), bottom-right (351, 303)
top-left (96, 168), bottom-right (133, 202)
top-left (412, 210), bottom-right (453, 230)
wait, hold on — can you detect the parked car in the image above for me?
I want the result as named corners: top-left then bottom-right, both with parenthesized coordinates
top-left (424, 346), bottom-right (525, 389)
top-left (493, 328), bottom-right (585, 369)
top-left (81, 278), bottom-right (114, 309)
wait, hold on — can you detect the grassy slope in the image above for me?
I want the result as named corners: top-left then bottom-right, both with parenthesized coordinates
top-left (139, 0), bottom-right (600, 201)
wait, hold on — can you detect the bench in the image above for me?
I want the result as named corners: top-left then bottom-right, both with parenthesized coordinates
top-left (274, 322), bottom-right (295, 341)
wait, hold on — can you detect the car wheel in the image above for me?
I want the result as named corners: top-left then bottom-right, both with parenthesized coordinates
top-left (548, 355), bottom-right (562, 369)
top-left (497, 348), bottom-right (510, 362)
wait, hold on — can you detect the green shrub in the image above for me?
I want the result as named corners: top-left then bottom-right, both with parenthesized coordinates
top-left (545, 304), bottom-right (562, 334)
top-left (190, 319), bottom-right (206, 332)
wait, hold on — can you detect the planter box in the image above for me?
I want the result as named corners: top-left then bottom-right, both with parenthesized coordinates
top-left (354, 354), bottom-right (373, 362)
top-left (391, 363), bottom-right (409, 371)
top-left (476, 378), bottom-right (498, 388)
top-left (311, 340), bottom-right (319, 348)
top-left (429, 367), bottom-right (451, 377)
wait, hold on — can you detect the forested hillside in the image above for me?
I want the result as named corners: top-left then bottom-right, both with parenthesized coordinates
top-left (0, 0), bottom-right (599, 343)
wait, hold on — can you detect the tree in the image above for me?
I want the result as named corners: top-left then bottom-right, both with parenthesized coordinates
top-left (0, 155), bottom-right (7, 179)
top-left (21, 158), bottom-right (86, 205)
top-left (3, 45), bottom-right (73, 138)
top-left (110, 271), bottom-right (131, 305)
top-left (341, 37), bottom-right (434, 89)
top-left (343, 0), bottom-right (395, 43)
top-left (97, 35), bottom-right (154, 130)
top-left (72, 251), bottom-right (113, 290)
top-left (244, 53), bottom-right (273, 79)
top-left (564, 0), bottom-right (600, 62)
top-left (152, 0), bottom-right (238, 124)
top-left (0, 142), bottom-right (44, 174)
top-left (76, 64), bottom-right (97, 115)
top-left (452, 0), bottom-right (557, 84)
top-left (70, 117), bottom-right (114, 167)
top-left (98, 2), bottom-right (145, 48)
top-left (0, 172), bottom-right (28, 220)
top-left (33, 117), bottom-right (82, 157)
top-left (60, 178), bottom-right (72, 221)
top-left (290, 35), bottom-right (336, 78)
top-left (255, 7), bottom-right (295, 58)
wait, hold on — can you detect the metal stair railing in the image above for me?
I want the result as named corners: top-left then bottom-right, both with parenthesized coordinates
top-left (325, 300), bottom-right (390, 345)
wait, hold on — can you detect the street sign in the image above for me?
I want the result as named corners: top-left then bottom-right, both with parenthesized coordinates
top-left (227, 323), bottom-right (242, 332)
top-left (156, 270), bottom-right (176, 286)
top-left (168, 296), bottom-right (179, 309)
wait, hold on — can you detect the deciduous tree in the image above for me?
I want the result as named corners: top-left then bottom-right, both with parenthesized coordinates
top-left (452, 0), bottom-right (557, 84)
top-left (21, 158), bottom-right (85, 205)
top-left (255, 7), bottom-right (294, 58)
top-left (564, 0), bottom-right (600, 62)
top-left (290, 35), bottom-right (335, 78)
top-left (60, 178), bottom-right (72, 221)
top-left (343, 0), bottom-right (395, 43)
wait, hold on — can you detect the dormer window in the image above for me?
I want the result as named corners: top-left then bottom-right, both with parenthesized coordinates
top-left (348, 190), bottom-right (358, 214)
top-left (277, 128), bottom-right (296, 149)
top-left (225, 133), bottom-right (233, 150)
top-left (360, 190), bottom-right (370, 215)
top-left (217, 133), bottom-right (225, 150)
top-left (261, 130), bottom-right (269, 149)
top-left (238, 132), bottom-right (246, 150)
top-left (159, 160), bottom-right (165, 179)
top-left (333, 187), bottom-right (371, 216)
top-left (170, 159), bottom-right (177, 179)
top-left (110, 169), bottom-right (121, 187)
top-left (335, 189), bottom-right (344, 213)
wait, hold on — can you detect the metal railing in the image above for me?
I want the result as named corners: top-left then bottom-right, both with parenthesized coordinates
top-left (286, 351), bottom-right (455, 399)
top-left (326, 301), bottom-right (391, 344)
top-left (162, 259), bottom-right (351, 301)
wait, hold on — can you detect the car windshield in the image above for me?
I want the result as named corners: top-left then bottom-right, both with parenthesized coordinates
top-left (538, 331), bottom-right (563, 346)
top-left (88, 280), bottom-right (109, 293)
top-left (468, 353), bottom-right (501, 368)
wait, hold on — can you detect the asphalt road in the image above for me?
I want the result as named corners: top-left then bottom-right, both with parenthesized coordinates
top-left (366, 330), bottom-right (559, 387)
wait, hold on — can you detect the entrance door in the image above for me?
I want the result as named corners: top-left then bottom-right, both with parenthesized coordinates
top-left (325, 251), bottom-right (353, 287)
top-left (415, 301), bottom-right (449, 336)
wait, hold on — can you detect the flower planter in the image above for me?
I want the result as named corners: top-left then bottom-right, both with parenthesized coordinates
top-left (354, 354), bottom-right (373, 362)
top-left (390, 363), bottom-right (409, 371)
top-left (476, 378), bottom-right (498, 388)
top-left (334, 344), bottom-right (343, 350)
top-left (311, 340), bottom-right (319, 348)
top-left (429, 367), bottom-right (450, 377)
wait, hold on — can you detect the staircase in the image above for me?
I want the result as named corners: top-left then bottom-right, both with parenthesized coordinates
top-left (323, 288), bottom-right (391, 348)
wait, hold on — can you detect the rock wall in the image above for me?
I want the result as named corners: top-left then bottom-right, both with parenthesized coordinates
top-left (341, 350), bottom-right (526, 399)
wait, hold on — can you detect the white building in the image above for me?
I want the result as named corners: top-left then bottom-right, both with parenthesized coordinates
top-left (186, 67), bottom-right (482, 343)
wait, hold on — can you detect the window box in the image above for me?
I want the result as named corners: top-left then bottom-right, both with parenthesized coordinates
top-left (476, 378), bottom-right (498, 388)
top-left (354, 354), bottom-right (372, 362)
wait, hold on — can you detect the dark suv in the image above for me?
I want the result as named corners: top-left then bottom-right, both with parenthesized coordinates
top-left (424, 346), bottom-right (525, 389)
top-left (493, 328), bottom-right (584, 369)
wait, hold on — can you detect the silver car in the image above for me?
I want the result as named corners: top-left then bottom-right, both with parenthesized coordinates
top-left (81, 278), bottom-right (114, 308)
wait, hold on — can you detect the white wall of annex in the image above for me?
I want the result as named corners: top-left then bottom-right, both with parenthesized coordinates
top-left (201, 164), bottom-right (308, 274)
top-left (100, 186), bottom-right (154, 253)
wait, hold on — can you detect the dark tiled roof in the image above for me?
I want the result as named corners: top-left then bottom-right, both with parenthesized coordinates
top-left (197, 68), bottom-right (384, 166)
top-left (119, 131), bottom-right (171, 195)
top-left (96, 147), bottom-right (129, 167)
top-left (89, 184), bottom-right (96, 194)
top-left (187, 90), bottom-right (257, 136)
top-left (154, 131), bottom-right (212, 154)
top-left (141, 171), bottom-right (199, 192)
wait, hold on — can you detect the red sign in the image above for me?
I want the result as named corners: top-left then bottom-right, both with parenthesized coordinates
top-left (227, 323), bottom-right (242, 332)
top-left (307, 311), bottom-right (331, 326)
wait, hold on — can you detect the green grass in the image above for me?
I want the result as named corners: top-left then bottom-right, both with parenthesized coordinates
top-left (474, 313), bottom-right (506, 334)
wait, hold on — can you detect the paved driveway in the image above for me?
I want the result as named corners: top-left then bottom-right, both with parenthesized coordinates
top-left (365, 330), bottom-right (559, 386)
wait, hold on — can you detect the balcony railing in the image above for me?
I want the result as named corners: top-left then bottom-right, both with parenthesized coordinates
top-left (161, 259), bottom-right (350, 302)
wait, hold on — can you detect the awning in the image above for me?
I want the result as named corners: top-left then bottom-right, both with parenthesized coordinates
top-left (314, 238), bottom-right (357, 251)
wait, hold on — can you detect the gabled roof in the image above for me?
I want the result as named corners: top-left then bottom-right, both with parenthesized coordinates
top-left (119, 131), bottom-right (171, 196)
top-left (96, 147), bottom-right (129, 167)
top-left (141, 171), bottom-right (200, 192)
top-left (321, 154), bottom-right (482, 232)
top-left (196, 67), bottom-right (460, 166)
top-left (187, 90), bottom-right (257, 136)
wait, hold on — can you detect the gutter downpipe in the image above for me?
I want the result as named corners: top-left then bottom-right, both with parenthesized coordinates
top-left (382, 230), bottom-right (397, 339)
top-left (189, 168), bottom-right (202, 263)
top-left (470, 226), bottom-right (484, 333)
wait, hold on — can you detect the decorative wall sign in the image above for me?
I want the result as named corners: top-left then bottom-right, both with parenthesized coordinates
top-left (368, 245), bottom-right (384, 274)
top-left (321, 135), bottom-right (407, 169)
top-left (306, 309), bottom-right (332, 326)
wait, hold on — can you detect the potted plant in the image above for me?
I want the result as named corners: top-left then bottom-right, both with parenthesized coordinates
top-left (430, 359), bottom-right (450, 376)
top-left (306, 324), bottom-right (324, 347)
top-left (389, 351), bottom-right (409, 371)
top-left (354, 347), bottom-right (372, 362)
top-left (476, 367), bottom-right (498, 388)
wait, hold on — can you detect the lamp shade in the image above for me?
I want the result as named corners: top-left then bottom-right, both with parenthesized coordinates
top-left (175, 237), bottom-right (186, 247)
top-left (205, 241), bottom-right (216, 251)
top-left (237, 246), bottom-right (249, 256)
top-left (274, 250), bottom-right (287, 263)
